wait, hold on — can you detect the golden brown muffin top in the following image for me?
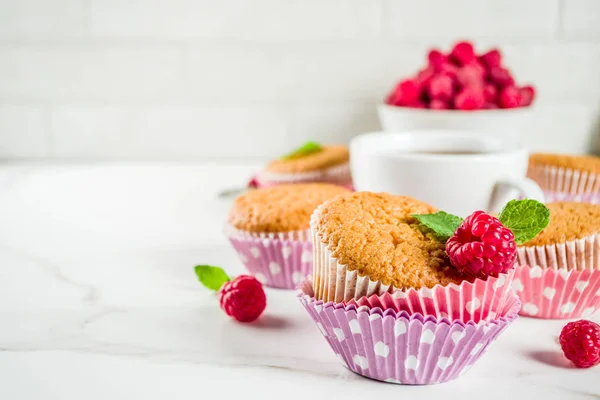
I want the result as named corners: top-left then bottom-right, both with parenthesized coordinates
top-left (529, 153), bottom-right (600, 174)
top-left (521, 202), bottom-right (600, 247)
top-left (313, 192), bottom-right (464, 290)
top-left (265, 145), bottom-right (349, 174)
top-left (229, 183), bottom-right (350, 233)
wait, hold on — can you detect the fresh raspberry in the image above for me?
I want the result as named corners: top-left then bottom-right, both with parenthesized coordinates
top-left (414, 66), bottom-right (435, 90)
top-left (219, 275), bottom-right (266, 322)
top-left (559, 320), bottom-right (600, 368)
top-left (454, 87), bottom-right (485, 111)
top-left (483, 84), bottom-right (498, 103)
top-left (450, 41), bottom-right (476, 66)
top-left (429, 99), bottom-right (449, 110)
top-left (247, 176), bottom-right (259, 189)
top-left (446, 211), bottom-right (517, 278)
top-left (479, 49), bottom-right (502, 70)
top-left (519, 85), bottom-right (536, 107)
top-left (428, 49), bottom-right (447, 71)
top-left (427, 74), bottom-right (454, 101)
top-left (389, 79), bottom-right (420, 106)
top-left (456, 63), bottom-right (485, 89)
top-left (499, 86), bottom-right (523, 109)
top-left (407, 100), bottom-right (427, 109)
top-left (483, 102), bottom-right (499, 109)
top-left (489, 66), bottom-right (515, 88)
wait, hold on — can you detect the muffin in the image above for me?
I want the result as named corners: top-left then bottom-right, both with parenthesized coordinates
top-left (311, 192), bottom-right (516, 322)
top-left (226, 183), bottom-right (350, 289)
top-left (297, 191), bottom-right (521, 385)
top-left (528, 153), bottom-right (600, 203)
top-left (514, 202), bottom-right (600, 319)
top-left (256, 144), bottom-right (352, 188)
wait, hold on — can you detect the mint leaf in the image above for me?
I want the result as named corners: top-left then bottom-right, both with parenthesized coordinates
top-left (498, 199), bottom-right (550, 244)
top-left (194, 265), bottom-right (230, 291)
top-left (412, 211), bottom-right (463, 241)
top-left (282, 141), bottom-right (323, 160)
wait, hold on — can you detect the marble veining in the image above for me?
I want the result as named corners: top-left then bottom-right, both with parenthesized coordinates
top-left (0, 164), bottom-right (598, 399)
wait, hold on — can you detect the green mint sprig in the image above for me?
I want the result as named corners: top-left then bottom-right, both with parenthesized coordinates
top-left (412, 211), bottom-right (463, 241)
top-left (194, 265), bottom-right (230, 291)
top-left (497, 199), bottom-right (550, 244)
top-left (412, 199), bottom-right (550, 244)
top-left (281, 141), bottom-right (323, 160)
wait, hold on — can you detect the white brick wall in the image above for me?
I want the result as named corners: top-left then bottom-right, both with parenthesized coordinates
top-left (0, 0), bottom-right (598, 160)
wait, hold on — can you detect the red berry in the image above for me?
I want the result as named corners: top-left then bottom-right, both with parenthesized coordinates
top-left (389, 79), bottom-right (420, 106)
top-left (427, 74), bottom-right (454, 101)
top-left (489, 66), bottom-right (515, 88)
top-left (428, 49), bottom-right (447, 71)
top-left (519, 85), bottom-right (536, 106)
top-left (414, 66), bottom-right (435, 90)
top-left (407, 101), bottom-right (427, 109)
top-left (450, 41), bottom-right (476, 66)
top-left (446, 211), bottom-right (517, 278)
top-left (483, 84), bottom-right (498, 103)
top-left (483, 102), bottom-right (499, 109)
top-left (559, 320), bottom-right (600, 368)
top-left (454, 87), bottom-right (485, 111)
top-left (429, 99), bottom-right (449, 110)
top-left (456, 63), bottom-right (485, 89)
top-left (479, 49), bottom-right (502, 70)
top-left (219, 275), bottom-right (266, 322)
top-left (247, 176), bottom-right (259, 189)
top-left (499, 86), bottom-right (523, 109)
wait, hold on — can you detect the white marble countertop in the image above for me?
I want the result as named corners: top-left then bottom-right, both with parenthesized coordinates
top-left (0, 163), bottom-right (598, 400)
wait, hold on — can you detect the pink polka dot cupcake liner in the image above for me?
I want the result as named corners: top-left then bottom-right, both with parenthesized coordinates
top-left (310, 206), bottom-right (515, 322)
top-left (528, 164), bottom-right (599, 199)
top-left (255, 162), bottom-right (353, 189)
top-left (515, 234), bottom-right (600, 319)
top-left (513, 264), bottom-right (600, 319)
top-left (225, 225), bottom-right (313, 289)
top-left (297, 279), bottom-right (520, 385)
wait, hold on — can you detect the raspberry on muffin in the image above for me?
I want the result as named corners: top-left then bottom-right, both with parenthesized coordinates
top-left (313, 192), bottom-right (464, 291)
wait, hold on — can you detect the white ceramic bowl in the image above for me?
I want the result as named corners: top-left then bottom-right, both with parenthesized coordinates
top-left (377, 104), bottom-right (534, 143)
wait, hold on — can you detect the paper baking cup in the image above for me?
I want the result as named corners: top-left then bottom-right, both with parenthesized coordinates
top-left (310, 207), bottom-right (515, 321)
top-left (528, 165), bottom-right (599, 196)
top-left (513, 264), bottom-right (600, 319)
top-left (256, 162), bottom-right (352, 188)
top-left (542, 190), bottom-right (600, 204)
top-left (516, 234), bottom-right (599, 271)
top-left (298, 280), bottom-right (520, 385)
top-left (225, 225), bottom-right (312, 289)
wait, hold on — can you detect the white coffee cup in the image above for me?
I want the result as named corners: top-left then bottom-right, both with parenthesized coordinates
top-left (349, 130), bottom-right (544, 217)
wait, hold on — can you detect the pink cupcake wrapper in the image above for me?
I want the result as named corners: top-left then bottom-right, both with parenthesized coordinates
top-left (310, 204), bottom-right (515, 321)
top-left (516, 234), bottom-right (599, 271)
top-left (528, 164), bottom-right (599, 195)
top-left (344, 269), bottom-right (515, 323)
top-left (297, 281), bottom-right (520, 385)
top-left (542, 190), bottom-right (600, 204)
top-left (513, 264), bottom-right (600, 319)
top-left (256, 162), bottom-right (352, 187)
top-left (225, 225), bottom-right (312, 289)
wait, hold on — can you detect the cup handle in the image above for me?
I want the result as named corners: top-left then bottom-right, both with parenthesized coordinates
top-left (488, 178), bottom-right (545, 214)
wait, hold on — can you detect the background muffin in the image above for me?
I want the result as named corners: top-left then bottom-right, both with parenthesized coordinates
top-left (528, 153), bottom-right (600, 203)
top-left (256, 143), bottom-right (352, 188)
top-left (515, 201), bottom-right (600, 319)
top-left (226, 183), bottom-right (350, 289)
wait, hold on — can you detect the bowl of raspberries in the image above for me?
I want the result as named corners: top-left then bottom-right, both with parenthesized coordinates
top-left (378, 41), bottom-right (536, 140)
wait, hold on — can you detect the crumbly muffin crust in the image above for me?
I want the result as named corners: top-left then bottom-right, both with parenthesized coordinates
top-left (521, 202), bottom-right (600, 247)
top-left (529, 153), bottom-right (600, 174)
top-left (265, 145), bottom-right (349, 174)
top-left (313, 192), bottom-right (464, 289)
top-left (229, 183), bottom-right (350, 233)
